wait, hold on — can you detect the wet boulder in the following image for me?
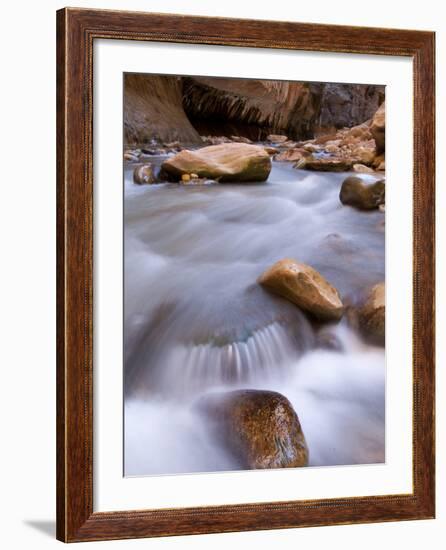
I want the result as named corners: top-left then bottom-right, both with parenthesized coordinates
top-left (339, 176), bottom-right (385, 210)
top-left (133, 163), bottom-right (156, 184)
top-left (258, 258), bottom-right (344, 322)
top-left (358, 282), bottom-right (385, 345)
top-left (161, 143), bottom-right (272, 182)
top-left (200, 389), bottom-right (308, 469)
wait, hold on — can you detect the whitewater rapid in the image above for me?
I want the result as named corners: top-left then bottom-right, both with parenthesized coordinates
top-left (123, 159), bottom-right (385, 476)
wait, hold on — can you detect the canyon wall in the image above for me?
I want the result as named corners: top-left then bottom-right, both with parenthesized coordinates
top-left (124, 74), bottom-right (201, 145)
top-left (124, 73), bottom-right (384, 145)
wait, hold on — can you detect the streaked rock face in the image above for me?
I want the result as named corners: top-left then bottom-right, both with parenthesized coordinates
top-left (124, 74), bottom-right (385, 145)
top-left (315, 83), bottom-right (385, 131)
top-left (124, 74), bottom-right (201, 145)
top-left (258, 259), bottom-right (344, 322)
top-left (183, 77), bottom-right (318, 140)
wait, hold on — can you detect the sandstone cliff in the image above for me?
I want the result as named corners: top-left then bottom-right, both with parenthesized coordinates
top-left (124, 74), bottom-right (201, 145)
top-left (124, 73), bottom-right (384, 146)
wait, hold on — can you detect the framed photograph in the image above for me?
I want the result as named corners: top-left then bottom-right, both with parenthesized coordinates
top-left (56, 7), bottom-right (435, 542)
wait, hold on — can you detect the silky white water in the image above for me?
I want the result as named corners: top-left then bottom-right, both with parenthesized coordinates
top-left (124, 159), bottom-right (385, 476)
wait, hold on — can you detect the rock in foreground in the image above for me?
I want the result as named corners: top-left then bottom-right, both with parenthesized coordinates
top-left (358, 283), bottom-right (385, 345)
top-left (200, 389), bottom-right (308, 469)
top-left (339, 176), bottom-right (385, 210)
top-left (161, 143), bottom-right (272, 182)
top-left (258, 259), bottom-right (344, 321)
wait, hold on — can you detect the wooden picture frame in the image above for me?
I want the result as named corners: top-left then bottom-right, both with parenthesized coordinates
top-left (56, 7), bottom-right (435, 542)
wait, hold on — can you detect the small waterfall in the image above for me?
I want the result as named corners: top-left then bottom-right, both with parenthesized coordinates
top-left (124, 160), bottom-right (385, 475)
top-left (154, 321), bottom-right (313, 396)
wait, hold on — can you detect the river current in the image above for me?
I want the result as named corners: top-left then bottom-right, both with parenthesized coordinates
top-left (123, 159), bottom-right (385, 476)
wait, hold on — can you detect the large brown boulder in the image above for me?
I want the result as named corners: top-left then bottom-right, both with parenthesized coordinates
top-left (339, 176), bottom-right (385, 210)
top-left (258, 258), bottom-right (344, 321)
top-left (200, 390), bottom-right (308, 469)
top-left (370, 102), bottom-right (385, 154)
top-left (161, 143), bottom-right (272, 182)
top-left (358, 283), bottom-right (385, 345)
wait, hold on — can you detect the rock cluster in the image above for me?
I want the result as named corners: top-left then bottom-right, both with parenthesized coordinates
top-left (273, 103), bottom-right (386, 174)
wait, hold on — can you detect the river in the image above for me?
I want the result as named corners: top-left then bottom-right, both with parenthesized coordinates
top-left (123, 158), bottom-right (385, 476)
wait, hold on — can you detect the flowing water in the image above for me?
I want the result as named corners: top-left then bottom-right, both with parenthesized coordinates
top-left (124, 159), bottom-right (385, 476)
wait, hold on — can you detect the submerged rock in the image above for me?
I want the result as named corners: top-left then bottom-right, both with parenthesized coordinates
top-left (339, 176), bottom-right (385, 210)
top-left (161, 143), bottom-right (272, 182)
top-left (358, 283), bottom-right (385, 345)
top-left (133, 163), bottom-right (156, 184)
top-left (200, 389), bottom-right (308, 469)
top-left (316, 330), bottom-right (344, 352)
top-left (258, 258), bottom-right (344, 322)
